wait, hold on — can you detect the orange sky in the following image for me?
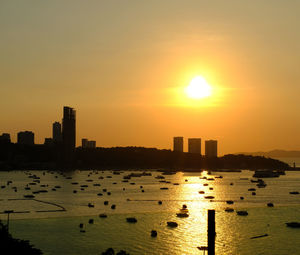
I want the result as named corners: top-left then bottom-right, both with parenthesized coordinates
top-left (1, 1), bottom-right (299, 155)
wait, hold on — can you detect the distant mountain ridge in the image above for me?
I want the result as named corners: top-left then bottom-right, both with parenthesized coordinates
top-left (236, 150), bottom-right (300, 158)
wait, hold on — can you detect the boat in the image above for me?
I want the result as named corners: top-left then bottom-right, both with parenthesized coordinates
top-left (99, 214), bottom-right (107, 218)
top-left (225, 207), bottom-right (234, 212)
top-left (176, 213), bottom-right (189, 218)
top-left (289, 191), bottom-right (299, 195)
top-left (226, 200), bottom-right (234, 204)
top-left (257, 183), bottom-right (267, 188)
top-left (151, 230), bottom-right (157, 237)
top-left (198, 191), bottom-right (205, 194)
top-left (126, 217), bottom-right (137, 223)
top-left (237, 211), bottom-right (248, 216)
top-left (204, 196), bottom-right (215, 199)
top-left (24, 195), bottom-right (35, 198)
top-left (286, 222), bottom-right (300, 228)
top-left (267, 203), bottom-right (274, 207)
top-left (167, 221), bottom-right (178, 227)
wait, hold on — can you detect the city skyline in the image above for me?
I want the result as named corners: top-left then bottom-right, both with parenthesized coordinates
top-left (1, 1), bottom-right (299, 155)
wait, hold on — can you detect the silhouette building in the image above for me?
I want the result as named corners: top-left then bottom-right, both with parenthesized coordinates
top-left (17, 131), bottom-right (34, 145)
top-left (82, 138), bottom-right (96, 148)
top-left (88, 140), bottom-right (96, 148)
top-left (173, 137), bottom-right (184, 152)
top-left (82, 138), bottom-right (88, 148)
top-left (188, 138), bottom-right (201, 154)
top-left (44, 138), bottom-right (54, 146)
top-left (0, 133), bottom-right (11, 144)
top-left (62, 106), bottom-right (76, 165)
top-left (52, 122), bottom-right (62, 143)
top-left (205, 140), bottom-right (218, 157)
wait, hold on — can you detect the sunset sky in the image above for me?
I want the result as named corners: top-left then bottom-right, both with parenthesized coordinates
top-left (1, 1), bottom-right (299, 155)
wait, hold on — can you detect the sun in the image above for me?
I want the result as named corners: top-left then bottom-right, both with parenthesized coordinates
top-left (185, 76), bottom-right (212, 99)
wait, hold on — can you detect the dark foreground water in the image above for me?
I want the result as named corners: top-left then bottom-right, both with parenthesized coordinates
top-left (1, 170), bottom-right (300, 254)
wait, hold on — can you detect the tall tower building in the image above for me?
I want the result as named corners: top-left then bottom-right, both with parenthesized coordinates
top-left (62, 106), bottom-right (76, 165)
top-left (17, 131), bottom-right (34, 145)
top-left (188, 138), bottom-right (201, 154)
top-left (52, 122), bottom-right (62, 143)
top-left (205, 140), bottom-right (218, 157)
top-left (173, 137), bottom-right (184, 152)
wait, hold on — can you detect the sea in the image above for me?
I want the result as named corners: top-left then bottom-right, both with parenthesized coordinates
top-left (0, 167), bottom-right (300, 255)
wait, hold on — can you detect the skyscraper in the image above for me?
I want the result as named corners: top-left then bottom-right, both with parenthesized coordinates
top-left (17, 131), bottom-right (34, 145)
top-left (0, 133), bottom-right (11, 144)
top-left (52, 122), bottom-right (62, 143)
top-left (82, 138), bottom-right (88, 148)
top-left (188, 138), bottom-right (201, 154)
top-left (62, 106), bottom-right (76, 165)
top-left (205, 140), bottom-right (218, 157)
top-left (173, 137), bottom-right (184, 152)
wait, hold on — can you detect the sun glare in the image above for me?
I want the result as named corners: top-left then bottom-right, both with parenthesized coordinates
top-left (185, 76), bottom-right (212, 99)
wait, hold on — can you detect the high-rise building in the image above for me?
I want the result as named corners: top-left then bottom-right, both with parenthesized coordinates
top-left (0, 133), bottom-right (11, 144)
top-left (52, 122), bottom-right (62, 143)
top-left (88, 140), bottom-right (96, 148)
top-left (173, 137), bottom-right (184, 152)
top-left (82, 138), bottom-right (96, 148)
top-left (205, 140), bottom-right (218, 157)
top-left (188, 138), bottom-right (201, 154)
top-left (82, 138), bottom-right (88, 148)
top-left (17, 131), bottom-right (34, 145)
top-left (44, 138), bottom-right (54, 146)
top-left (62, 106), bottom-right (76, 165)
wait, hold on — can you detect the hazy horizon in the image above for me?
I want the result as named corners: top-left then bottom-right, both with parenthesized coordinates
top-left (1, 1), bottom-right (299, 155)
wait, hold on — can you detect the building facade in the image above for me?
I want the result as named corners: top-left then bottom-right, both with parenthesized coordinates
top-left (62, 106), bottom-right (76, 165)
top-left (52, 122), bottom-right (62, 143)
top-left (0, 133), bottom-right (11, 144)
top-left (17, 131), bottom-right (34, 145)
top-left (205, 140), bottom-right (218, 157)
top-left (188, 138), bottom-right (201, 154)
top-left (173, 137), bottom-right (184, 152)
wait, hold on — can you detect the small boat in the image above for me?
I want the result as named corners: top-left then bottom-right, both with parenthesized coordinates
top-left (88, 219), bottom-right (94, 224)
top-left (267, 203), bottom-right (274, 207)
top-left (286, 222), bottom-right (300, 228)
top-left (160, 187), bottom-right (169, 190)
top-left (204, 196), bottom-right (215, 199)
top-left (248, 188), bottom-right (256, 191)
top-left (289, 191), bottom-right (299, 195)
top-left (257, 183), bottom-right (267, 188)
top-left (88, 203), bottom-right (94, 208)
top-left (126, 217), bottom-right (137, 223)
top-left (198, 191), bottom-right (205, 194)
top-left (226, 200), bottom-right (234, 204)
top-left (250, 234), bottom-right (268, 239)
top-left (237, 211), bottom-right (248, 216)
top-left (176, 213), bottom-right (189, 218)
top-left (24, 195), bottom-right (35, 198)
top-left (104, 201), bottom-right (109, 205)
top-left (111, 204), bottom-right (116, 209)
top-left (225, 207), bottom-right (234, 212)
top-left (99, 214), bottom-right (107, 218)
top-left (151, 230), bottom-right (157, 237)
top-left (167, 221), bottom-right (178, 228)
